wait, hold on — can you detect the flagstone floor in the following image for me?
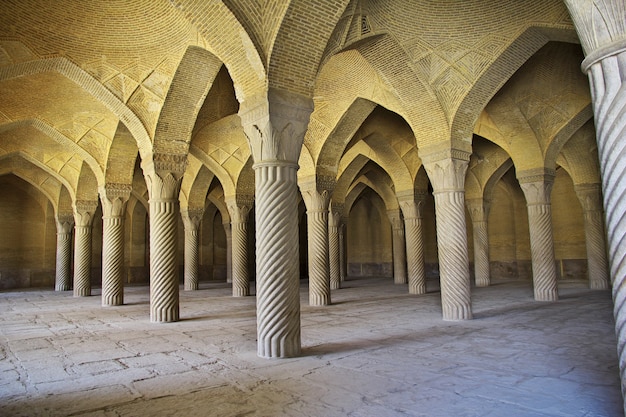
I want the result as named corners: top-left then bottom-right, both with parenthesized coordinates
top-left (0, 277), bottom-right (622, 416)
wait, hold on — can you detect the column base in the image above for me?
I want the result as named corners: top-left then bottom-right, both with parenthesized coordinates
top-left (309, 293), bottom-right (331, 306)
top-left (409, 284), bottom-right (426, 295)
top-left (590, 279), bottom-right (609, 290)
top-left (150, 309), bottom-right (179, 323)
top-left (442, 304), bottom-right (472, 320)
top-left (534, 289), bottom-right (558, 302)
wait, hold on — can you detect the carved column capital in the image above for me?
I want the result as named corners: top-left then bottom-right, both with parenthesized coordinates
top-left (142, 153), bottom-right (186, 202)
top-left (99, 183), bottom-right (131, 218)
top-left (421, 146), bottom-right (471, 192)
top-left (574, 183), bottom-right (604, 212)
top-left (56, 212), bottom-right (75, 233)
top-left (301, 183), bottom-right (332, 213)
top-left (387, 209), bottom-right (404, 230)
top-left (226, 194), bottom-right (254, 223)
top-left (398, 196), bottom-right (424, 220)
top-left (518, 169), bottom-right (556, 205)
top-left (465, 198), bottom-right (491, 223)
top-left (73, 200), bottom-right (99, 227)
top-left (181, 207), bottom-right (205, 230)
top-left (239, 88), bottom-right (313, 164)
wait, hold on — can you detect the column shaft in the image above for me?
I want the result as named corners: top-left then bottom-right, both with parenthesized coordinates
top-left (520, 176), bottom-right (558, 301)
top-left (307, 209), bottom-right (330, 304)
top-left (389, 210), bottom-right (407, 284)
top-left (184, 229), bottom-right (199, 291)
top-left (466, 199), bottom-right (491, 287)
top-left (255, 163), bottom-right (301, 358)
top-left (232, 221), bottom-right (250, 296)
top-left (423, 152), bottom-right (472, 320)
top-left (339, 223), bottom-right (346, 283)
top-left (224, 223), bottom-right (233, 284)
top-left (101, 216), bottom-right (125, 305)
top-left (54, 217), bottom-right (73, 291)
top-left (399, 198), bottom-right (426, 294)
top-left (73, 225), bottom-right (92, 297)
top-left (328, 210), bottom-right (341, 290)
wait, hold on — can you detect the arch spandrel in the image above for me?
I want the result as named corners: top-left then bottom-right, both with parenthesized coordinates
top-left (557, 121), bottom-right (602, 186)
top-left (466, 137), bottom-right (513, 199)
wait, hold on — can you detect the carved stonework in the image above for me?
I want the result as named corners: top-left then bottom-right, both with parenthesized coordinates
top-left (398, 198), bottom-right (426, 294)
top-left (301, 186), bottom-right (331, 305)
top-left (422, 152), bottom-right (470, 192)
top-left (73, 200), bottom-right (99, 227)
top-left (519, 176), bottom-right (558, 301)
top-left (328, 210), bottom-right (341, 290)
top-left (240, 88), bottom-right (314, 163)
top-left (181, 208), bottom-right (204, 292)
top-left (254, 162), bottom-right (301, 357)
top-left (388, 209), bottom-right (407, 285)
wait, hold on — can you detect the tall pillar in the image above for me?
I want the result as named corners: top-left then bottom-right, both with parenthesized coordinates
top-left (143, 153), bottom-right (185, 323)
top-left (466, 198), bottom-right (491, 287)
top-left (54, 213), bottom-right (74, 291)
top-left (100, 184), bottom-right (131, 306)
top-left (399, 193), bottom-right (427, 294)
top-left (181, 208), bottom-right (204, 291)
top-left (72, 200), bottom-right (98, 297)
top-left (227, 195), bottom-right (253, 297)
top-left (223, 222), bottom-right (233, 284)
top-left (388, 209), bottom-right (407, 284)
top-left (575, 184), bottom-right (610, 289)
top-left (564, 0), bottom-right (626, 408)
top-left (518, 170), bottom-right (558, 302)
top-left (240, 88), bottom-right (313, 358)
top-left (328, 203), bottom-right (343, 290)
top-left (339, 222), bottom-right (346, 283)
top-left (301, 180), bottom-right (332, 305)
top-left (422, 147), bottom-right (472, 320)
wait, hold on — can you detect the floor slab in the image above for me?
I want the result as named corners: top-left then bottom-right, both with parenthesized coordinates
top-left (0, 278), bottom-right (622, 416)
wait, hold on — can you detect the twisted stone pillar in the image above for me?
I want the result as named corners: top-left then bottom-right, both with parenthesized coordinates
top-left (181, 208), bottom-right (204, 291)
top-left (466, 198), bottom-right (491, 287)
top-left (328, 203), bottom-right (343, 290)
top-left (54, 213), bottom-right (74, 291)
top-left (518, 171), bottom-right (558, 301)
top-left (564, 1), bottom-right (626, 408)
top-left (72, 200), bottom-right (98, 297)
top-left (423, 149), bottom-right (472, 320)
top-left (339, 222), bottom-right (346, 283)
top-left (388, 209), bottom-right (407, 284)
top-left (143, 154), bottom-right (185, 323)
top-left (240, 87), bottom-right (313, 358)
top-left (100, 184), bottom-right (131, 306)
top-left (399, 195), bottom-right (427, 294)
top-left (301, 182), bottom-right (332, 305)
top-left (224, 222), bottom-right (233, 284)
top-left (574, 184), bottom-right (609, 289)
top-left (227, 196), bottom-right (253, 297)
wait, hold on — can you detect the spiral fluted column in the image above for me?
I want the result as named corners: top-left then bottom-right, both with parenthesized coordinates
top-left (423, 149), bottom-right (472, 320)
top-left (339, 222), bottom-right (346, 283)
top-left (399, 195), bottom-right (427, 294)
top-left (301, 182), bottom-right (332, 306)
top-left (100, 184), bottom-right (131, 306)
top-left (255, 162), bottom-right (301, 357)
top-left (72, 200), bottom-right (98, 297)
top-left (388, 210), bottom-right (407, 285)
top-left (328, 204), bottom-right (343, 290)
top-left (54, 214), bottom-right (74, 291)
top-left (223, 223), bottom-right (233, 284)
top-left (466, 198), bottom-right (491, 288)
top-left (575, 184), bottom-right (610, 289)
top-left (181, 208), bottom-right (204, 291)
top-left (240, 87), bottom-right (313, 358)
top-left (227, 196), bottom-right (253, 297)
top-left (564, 2), bottom-right (626, 406)
top-left (519, 172), bottom-right (558, 302)
top-left (143, 154), bottom-right (185, 323)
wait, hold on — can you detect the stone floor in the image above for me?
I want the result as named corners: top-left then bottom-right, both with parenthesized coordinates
top-left (0, 277), bottom-right (622, 417)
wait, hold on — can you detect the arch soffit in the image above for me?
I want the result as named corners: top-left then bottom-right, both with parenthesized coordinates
top-left (452, 25), bottom-right (580, 144)
top-left (557, 121), bottom-right (601, 185)
top-left (347, 172), bottom-right (398, 211)
top-left (0, 157), bottom-right (61, 213)
top-left (188, 145), bottom-right (236, 197)
top-left (0, 58), bottom-right (153, 159)
top-left (106, 122), bottom-right (139, 186)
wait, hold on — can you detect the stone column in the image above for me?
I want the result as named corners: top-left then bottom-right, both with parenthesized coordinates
top-left (422, 148), bottom-right (472, 320)
top-left (574, 184), bottom-right (609, 289)
top-left (388, 209), bottom-right (407, 284)
top-left (564, 0), bottom-right (626, 408)
top-left (54, 213), bottom-right (74, 291)
top-left (328, 203), bottom-right (343, 290)
top-left (181, 208), bottom-right (204, 291)
top-left (466, 198), bottom-right (491, 287)
top-left (223, 222), bottom-right (233, 284)
top-left (143, 153), bottom-right (185, 323)
top-left (227, 196), bottom-right (254, 297)
top-left (339, 222), bottom-right (346, 283)
top-left (72, 200), bottom-right (98, 297)
top-left (240, 88), bottom-right (313, 358)
top-left (301, 181), bottom-right (332, 305)
top-left (399, 194), bottom-right (427, 294)
top-left (518, 170), bottom-right (558, 302)
top-left (100, 184), bottom-right (131, 306)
